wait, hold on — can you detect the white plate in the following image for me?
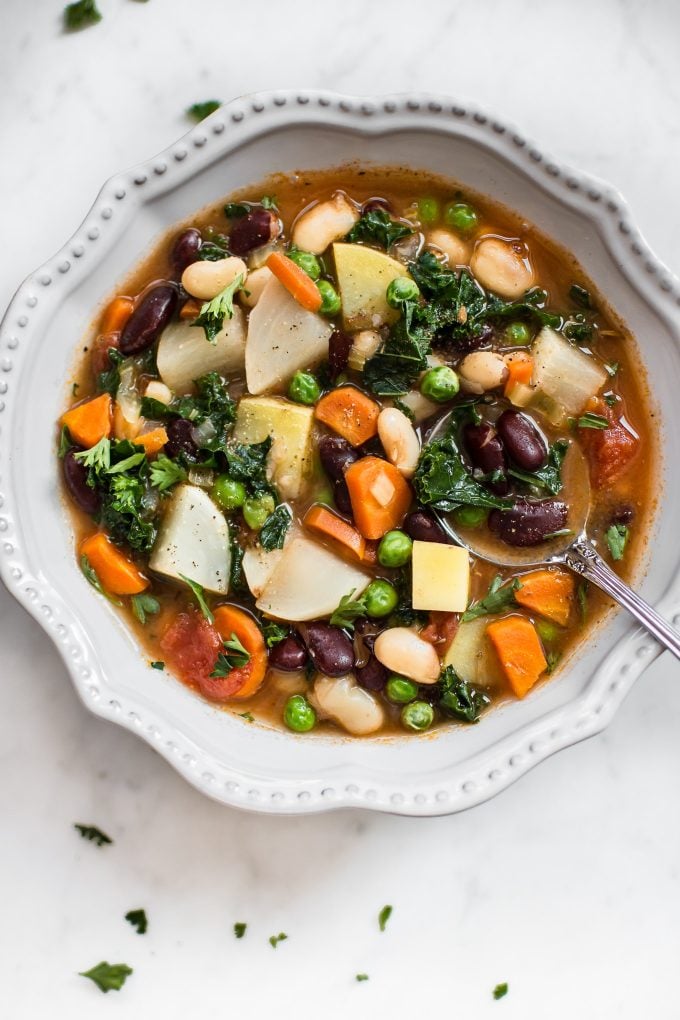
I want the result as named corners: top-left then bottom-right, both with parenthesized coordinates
top-left (1, 90), bottom-right (679, 816)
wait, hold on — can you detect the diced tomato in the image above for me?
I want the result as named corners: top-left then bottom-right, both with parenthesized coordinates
top-left (580, 401), bottom-right (639, 487)
top-left (160, 612), bottom-right (222, 690)
top-left (420, 611), bottom-right (459, 654)
top-left (198, 663), bottom-right (252, 701)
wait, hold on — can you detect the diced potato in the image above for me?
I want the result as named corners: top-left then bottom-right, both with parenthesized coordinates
top-left (256, 536), bottom-right (370, 621)
top-left (411, 541), bottom-right (470, 612)
top-left (333, 243), bottom-right (410, 331)
top-left (245, 277), bottom-right (332, 395)
top-left (242, 545), bottom-right (284, 598)
top-left (444, 618), bottom-right (505, 689)
top-left (149, 484), bottom-right (230, 594)
top-left (233, 396), bottom-right (314, 501)
top-left (157, 309), bottom-right (246, 394)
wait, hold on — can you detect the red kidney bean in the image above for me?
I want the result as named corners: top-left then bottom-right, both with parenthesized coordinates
top-left (488, 497), bottom-right (568, 546)
top-left (119, 284), bottom-right (178, 356)
top-left (462, 422), bottom-right (508, 494)
top-left (318, 435), bottom-right (359, 480)
top-left (229, 209), bottom-right (279, 257)
top-left (268, 633), bottom-right (308, 672)
top-left (611, 504), bottom-right (634, 526)
top-left (171, 228), bottom-right (202, 274)
top-left (302, 622), bottom-right (355, 677)
top-left (355, 655), bottom-right (388, 692)
top-left (362, 197), bottom-right (392, 215)
top-left (497, 410), bottom-right (547, 472)
top-left (165, 418), bottom-right (200, 462)
top-left (333, 480), bottom-right (353, 517)
top-left (404, 509), bottom-right (451, 544)
top-left (329, 329), bottom-right (352, 380)
top-left (63, 449), bottom-right (101, 514)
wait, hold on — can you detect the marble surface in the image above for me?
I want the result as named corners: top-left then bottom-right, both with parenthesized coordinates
top-left (1, 0), bottom-right (680, 1015)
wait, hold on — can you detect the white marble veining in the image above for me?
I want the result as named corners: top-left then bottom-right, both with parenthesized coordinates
top-left (1, 0), bottom-right (680, 1015)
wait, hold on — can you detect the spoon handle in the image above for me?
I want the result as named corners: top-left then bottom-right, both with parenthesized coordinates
top-left (565, 540), bottom-right (680, 659)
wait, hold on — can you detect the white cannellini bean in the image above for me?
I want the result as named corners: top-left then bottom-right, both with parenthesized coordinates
top-left (144, 380), bottom-right (173, 406)
top-left (240, 266), bottom-right (273, 308)
top-left (181, 256), bottom-right (248, 300)
top-left (373, 628), bottom-right (440, 684)
top-left (311, 674), bottom-right (385, 736)
top-left (348, 329), bottom-right (382, 371)
top-left (470, 237), bottom-right (535, 299)
top-left (458, 351), bottom-right (509, 394)
top-left (292, 193), bottom-right (360, 255)
top-left (428, 228), bottom-right (471, 266)
top-left (377, 407), bottom-right (420, 479)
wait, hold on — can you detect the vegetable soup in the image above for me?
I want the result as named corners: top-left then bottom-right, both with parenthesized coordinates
top-left (59, 166), bottom-right (656, 737)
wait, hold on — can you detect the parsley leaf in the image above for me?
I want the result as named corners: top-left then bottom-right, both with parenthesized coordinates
top-left (605, 522), bottom-right (629, 561)
top-left (150, 454), bottom-right (187, 492)
top-left (58, 425), bottom-right (72, 459)
top-left (259, 505), bottom-right (292, 551)
top-left (378, 905), bottom-right (392, 932)
top-left (508, 439), bottom-right (569, 496)
top-left (234, 922), bottom-right (247, 939)
top-left (107, 451), bottom-right (146, 475)
top-left (239, 711), bottom-right (254, 723)
top-left (546, 649), bottom-right (561, 673)
top-left (356, 973), bottom-right (369, 982)
top-left (605, 361), bottom-right (619, 377)
top-left (260, 195), bottom-right (278, 210)
top-left (130, 593), bottom-right (160, 625)
top-left (577, 579), bottom-right (588, 623)
top-left (224, 202), bottom-right (250, 219)
top-left (569, 283), bottom-right (592, 309)
top-left (150, 661), bottom-right (165, 670)
top-left (64, 0), bottom-right (102, 31)
top-left (80, 555), bottom-right (123, 607)
top-left (330, 589), bottom-right (367, 631)
top-left (74, 824), bottom-right (112, 846)
top-left (179, 575), bottom-right (214, 624)
top-left (577, 412), bottom-right (609, 430)
top-left (493, 982), bottom-right (509, 1000)
top-left (193, 275), bottom-right (245, 343)
top-left (461, 576), bottom-right (521, 622)
top-left (414, 425), bottom-right (513, 512)
top-left (210, 632), bottom-right (251, 677)
top-left (74, 437), bottom-right (111, 472)
top-left (269, 932), bottom-right (288, 948)
top-left (263, 621), bottom-right (289, 647)
top-left (346, 208), bottom-right (412, 249)
top-left (125, 909), bottom-right (147, 935)
top-left (186, 100), bottom-right (222, 122)
top-left (438, 665), bottom-right (490, 723)
top-left (79, 962), bottom-right (132, 994)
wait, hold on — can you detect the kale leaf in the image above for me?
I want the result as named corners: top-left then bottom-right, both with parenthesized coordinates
top-left (413, 425), bottom-right (513, 512)
top-left (97, 349), bottom-right (125, 396)
top-left (226, 437), bottom-right (273, 495)
top-left (259, 505), bottom-right (292, 551)
top-left (508, 439), bottom-right (569, 496)
top-left (174, 372), bottom-right (237, 452)
top-left (346, 208), bottom-right (412, 249)
top-left (438, 665), bottom-right (490, 723)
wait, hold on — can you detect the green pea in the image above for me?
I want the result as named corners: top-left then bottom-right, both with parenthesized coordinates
top-left (444, 201), bottom-right (479, 237)
top-left (505, 321), bottom-right (532, 346)
top-left (420, 365), bottom-right (460, 403)
top-left (363, 579), bottom-right (398, 618)
top-left (417, 197), bottom-right (440, 225)
top-left (452, 506), bottom-right (488, 529)
top-left (386, 276), bottom-right (420, 308)
top-left (378, 530), bottom-right (413, 568)
top-left (401, 700), bottom-right (434, 732)
top-left (386, 675), bottom-right (419, 704)
top-left (287, 248), bottom-right (321, 281)
top-left (316, 280), bottom-right (342, 317)
top-left (243, 493), bottom-right (276, 531)
top-left (535, 619), bottom-right (561, 643)
top-left (288, 370), bottom-right (321, 405)
top-left (211, 475), bottom-right (246, 511)
top-left (283, 694), bottom-right (317, 733)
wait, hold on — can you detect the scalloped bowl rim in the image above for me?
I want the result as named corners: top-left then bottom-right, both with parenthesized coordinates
top-left (1, 89), bottom-right (679, 816)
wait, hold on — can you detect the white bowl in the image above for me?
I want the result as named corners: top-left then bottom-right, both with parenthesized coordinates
top-left (2, 90), bottom-right (679, 816)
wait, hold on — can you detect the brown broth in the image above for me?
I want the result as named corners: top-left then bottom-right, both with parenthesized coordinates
top-left (63, 165), bottom-right (658, 737)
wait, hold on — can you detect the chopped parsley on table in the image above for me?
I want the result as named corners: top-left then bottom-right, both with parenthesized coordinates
top-left (234, 922), bottom-right (247, 939)
top-left (125, 909), bottom-right (148, 935)
top-left (186, 100), bottom-right (222, 122)
top-left (378, 904), bottom-right (392, 932)
top-left (74, 824), bottom-right (112, 847)
top-left (269, 932), bottom-right (288, 948)
top-left (79, 961), bottom-right (132, 993)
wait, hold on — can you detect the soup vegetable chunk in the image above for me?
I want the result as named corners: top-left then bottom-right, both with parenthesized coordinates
top-left (59, 169), bottom-right (654, 737)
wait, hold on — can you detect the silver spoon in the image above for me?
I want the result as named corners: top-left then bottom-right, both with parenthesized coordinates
top-left (428, 421), bottom-right (680, 658)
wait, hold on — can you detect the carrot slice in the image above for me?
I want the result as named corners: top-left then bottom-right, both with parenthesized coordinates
top-left (179, 298), bottom-right (202, 320)
top-left (80, 532), bottom-right (148, 596)
top-left (133, 427), bottom-right (168, 457)
top-left (62, 394), bottom-right (113, 448)
top-left (100, 296), bottom-right (134, 335)
top-left (486, 615), bottom-right (547, 698)
top-left (504, 352), bottom-right (533, 396)
top-left (205, 605), bottom-right (268, 701)
top-left (304, 504), bottom-right (366, 561)
top-left (344, 456), bottom-right (412, 540)
top-left (266, 251), bottom-right (322, 312)
top-left (515, 568), bottom-right (574, 627)
top-left (315, 386), bottom-right (380, 447)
